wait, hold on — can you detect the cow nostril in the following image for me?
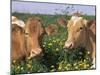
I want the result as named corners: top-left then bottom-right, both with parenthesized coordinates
top-left (64, 42), bottom-right (73, 49)
top-left (69, 43), bottom-right (72, 48)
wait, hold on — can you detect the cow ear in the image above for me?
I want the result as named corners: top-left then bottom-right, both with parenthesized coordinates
top-left (45, 24), bottom-right (58, 35)
top-left (57, 17), bottom-right (67, 27)
top-left (82, 19), bottom-right (88, 27)
top-left (86, 20), bottom-right (95, 28)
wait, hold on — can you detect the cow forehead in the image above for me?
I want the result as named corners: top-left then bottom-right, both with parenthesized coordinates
top-left (28, 17), bottom-right (41, 22)
top-left (27, 17), bottom-right (42, 26)
top-left (70, 16), bottom-right (83, 26)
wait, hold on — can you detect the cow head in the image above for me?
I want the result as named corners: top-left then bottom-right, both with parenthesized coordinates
top-left (58, 16), bottom-right (89, 49)
top-left (12, 16), bottom-right (26, 60)
top-left (57, 17), bottom-right (68, 27)
top-left (64, 17), bottom-right (88, 49)
top-left (45, 24), bottom-right (58, 35)
top-left (25, 17), bottom-right (44, 59)
top-left (57, 16), bottom-right (96, 50)
top-left (25, 17), bottom-right (58, 59)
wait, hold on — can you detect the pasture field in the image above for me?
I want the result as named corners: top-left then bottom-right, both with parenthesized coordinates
top-left (11, 13), bottom-right (95, 75)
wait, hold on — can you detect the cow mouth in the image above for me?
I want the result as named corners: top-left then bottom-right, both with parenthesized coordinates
top-left (64, 42), bottom-right (74, 49)
top-left (27, 48), bottom-right (43, 60)
top-left (63, 42), bottom-right (79, 52)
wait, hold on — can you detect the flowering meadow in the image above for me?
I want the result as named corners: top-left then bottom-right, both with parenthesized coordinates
top-left (11, 13), bottom-right (95, 75)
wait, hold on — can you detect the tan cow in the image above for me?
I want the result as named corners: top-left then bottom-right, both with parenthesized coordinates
top-left (45, 24), bottom-right (58, 35)
top-left (25, 17), bottom-right (44, 59)
top-left (58, 16), bottom-right (96, 68)
top-left (12, 16), bottom-right (26, 60)
top-left (25, 17), bottom-right (58, 59)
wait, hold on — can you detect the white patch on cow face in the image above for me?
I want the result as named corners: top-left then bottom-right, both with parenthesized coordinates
top-left (71, 17), bottom-right (83, 26)
top-left (71, 16), bottom-right (79, 21)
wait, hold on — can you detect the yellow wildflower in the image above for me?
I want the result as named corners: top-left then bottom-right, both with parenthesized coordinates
top-left (51, 65), bottom-right (54, 68)
top-left (56, 48), bottom-right (59, 51)
top-left (27, 64), bottom-right (31, 68)
top-left (53, 40), bottom-right (56, 43)
top-left (58, 63), bottom-right (62, 70)
top-left (48, 43), bottom-right (52, 46)
top-left (44, 42), bottom-right (46, 45)
top-left (87, 51), bottom-right (90, 54)
top-left (56, 39), bottom-right (59, 42)
top-left (75, 66), bottom-right (78, 69)
top-left (43, 45), bottom-right (45, 47)
top-left (86, 64), bottom-right (89, 67)
top-left (50, 69), bottom-right (55, 72)
top-left (64, 66), bottom-right (68, 70)
top-left (84, 64), bottom-right (87, 68)
top-left (13, 60), bottom-right (16, 63)
top-left (17, 66), bottom-right (20, 69)
top-left (74, 63), bottom-right (77, 66)
top-left (21, 67), bottom-right (24, 70)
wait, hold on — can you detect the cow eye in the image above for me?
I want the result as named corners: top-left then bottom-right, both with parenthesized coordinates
top-left (80, 27), bottom-right (83, 30)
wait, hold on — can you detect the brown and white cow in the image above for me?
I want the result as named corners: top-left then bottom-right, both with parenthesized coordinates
top-left (58, 16), bottom-right (96, 68)
top-left (12, 16), bottom-right (26, 60)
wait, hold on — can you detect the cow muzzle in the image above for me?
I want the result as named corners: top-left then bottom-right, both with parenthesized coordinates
top-left (27, 48), bottom-right (43, 59)
top-left (64, 41), bottom-right (74, 49)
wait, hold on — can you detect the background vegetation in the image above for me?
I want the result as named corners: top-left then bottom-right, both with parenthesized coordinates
top-left (11, 12), bottom-right (95, 75)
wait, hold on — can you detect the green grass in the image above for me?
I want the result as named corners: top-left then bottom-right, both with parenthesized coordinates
top-left (11, 13), bottom-right (95, 75)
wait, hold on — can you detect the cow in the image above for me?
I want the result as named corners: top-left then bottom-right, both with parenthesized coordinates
top-left (45, 24), bottom-right (58, 35)
top-left (25, 17), bottom-right (58, 59)
top-left (57, 17), bottom-right (67, 27)
top-left (24, 17), bottom-right (44, 59)
top-left (57, 16), bottom-right (96, 68)
top-left (12, 16), bottom-right (26, 60)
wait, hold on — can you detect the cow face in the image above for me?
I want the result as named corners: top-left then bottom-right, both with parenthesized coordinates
top-left (64, 17), bottom-right (88, 49)
top-left (57, 17), bottom-right (68, 27)
top-left (26, 17), bottom-right (58, 59)
top-left (45, 24), bottom-right (58, 35)
top-left (25, 17), bottom-right (44, 59)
